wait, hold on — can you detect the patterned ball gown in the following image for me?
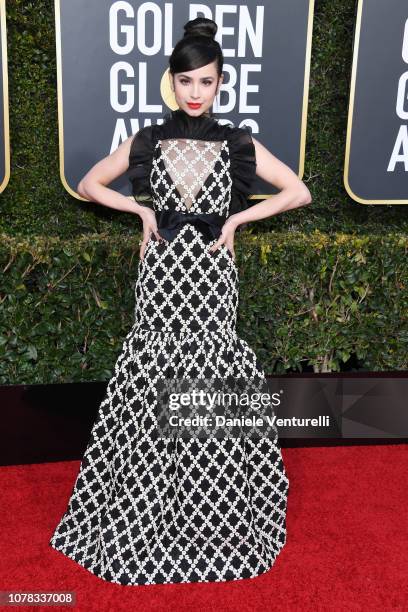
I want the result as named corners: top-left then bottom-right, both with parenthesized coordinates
top-left (49, 108), bottom-right (289, 586)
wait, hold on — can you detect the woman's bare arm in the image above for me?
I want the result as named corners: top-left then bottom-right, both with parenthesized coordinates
top-left (227, 135), bottom-right (312, 230)
top-left (77, 135), bottom-right (146, 217)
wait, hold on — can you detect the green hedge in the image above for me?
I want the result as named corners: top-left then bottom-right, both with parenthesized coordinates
top-left (1, 231), bottom-right (406, 383)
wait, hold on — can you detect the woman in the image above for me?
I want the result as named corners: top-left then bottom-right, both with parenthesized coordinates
top-left (50, 17), bottom-right (311, 586)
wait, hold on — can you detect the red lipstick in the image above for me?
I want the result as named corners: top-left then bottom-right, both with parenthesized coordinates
top-left (187, 102), bottom-right (202, 109)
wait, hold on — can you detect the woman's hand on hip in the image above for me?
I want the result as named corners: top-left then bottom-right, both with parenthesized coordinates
top-left (138, 207), bottom-right (166, 261)
top-left (208, 216), bottom-right (239, 262)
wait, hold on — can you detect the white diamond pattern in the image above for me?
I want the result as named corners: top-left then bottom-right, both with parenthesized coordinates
top-left (160, 139), bottom-right (223, 210)
top-left (49, 134), bottom-right (289, 586)
top-left (151, 139), bottom-right (231, 215)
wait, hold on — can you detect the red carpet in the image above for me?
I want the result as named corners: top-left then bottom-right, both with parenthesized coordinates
top-left (1, 444), bottom-right (407, 611)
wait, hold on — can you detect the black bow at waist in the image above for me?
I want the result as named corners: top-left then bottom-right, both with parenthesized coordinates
top-left (153, 209), bottom-right (227, 242)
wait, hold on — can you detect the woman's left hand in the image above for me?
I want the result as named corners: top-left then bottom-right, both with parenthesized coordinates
top-left (208, 215), bottom-right (239, 262)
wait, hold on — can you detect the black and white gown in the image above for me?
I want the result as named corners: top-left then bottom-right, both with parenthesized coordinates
top-left (49, 108), bottom-right (289, 586)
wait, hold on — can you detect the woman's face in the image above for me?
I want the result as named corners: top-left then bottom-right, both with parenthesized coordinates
top-left (170, 60), bottom-right (223, 117)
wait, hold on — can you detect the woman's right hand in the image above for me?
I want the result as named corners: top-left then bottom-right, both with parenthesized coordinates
top-left (138, 207), bottom-right (166, 261)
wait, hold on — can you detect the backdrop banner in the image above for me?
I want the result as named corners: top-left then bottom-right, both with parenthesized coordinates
top-left (0, 0), bottom-right (9, 193)
top-left (55, 0), bottom-right (313, 200)
top-left (345, 0), bottom-right (408, 204)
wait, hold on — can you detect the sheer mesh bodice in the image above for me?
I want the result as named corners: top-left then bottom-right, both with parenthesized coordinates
top-left (160, 139), bottom-right (224, 211)
top-left (127, 108), bottom-right (258, 217)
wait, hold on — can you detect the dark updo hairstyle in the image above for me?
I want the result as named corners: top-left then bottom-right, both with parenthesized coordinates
top-left (169, 17), bottom-right (224, 77)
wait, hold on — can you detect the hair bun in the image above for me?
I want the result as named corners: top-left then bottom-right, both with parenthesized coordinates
top-left (184, 17), bottom-right (217, 40)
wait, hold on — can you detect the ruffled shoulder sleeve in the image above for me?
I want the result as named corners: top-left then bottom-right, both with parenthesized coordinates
top-left (226, 125), bottom-right (257, 216)
top-left (127, 125), bottom-right (156, 209)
